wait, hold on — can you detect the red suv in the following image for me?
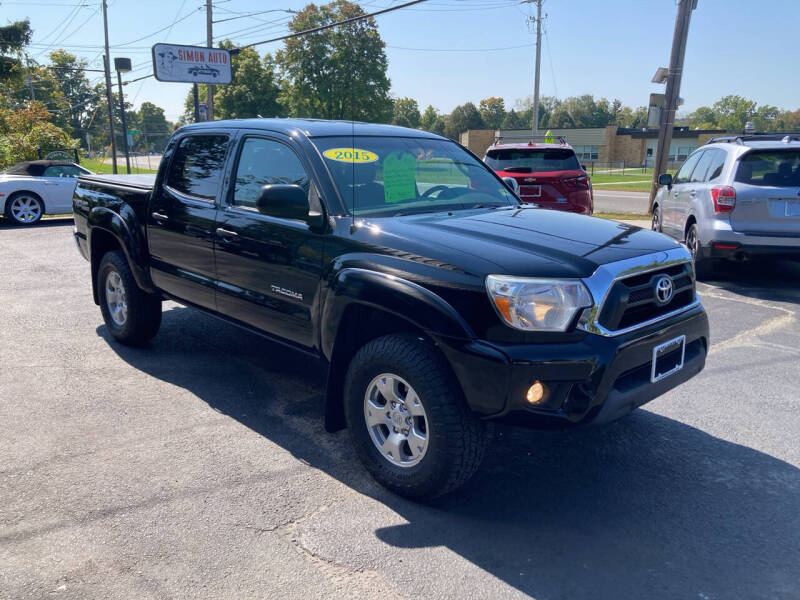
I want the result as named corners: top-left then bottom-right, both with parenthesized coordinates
top-left (483, 138), bottom-right (593, 214)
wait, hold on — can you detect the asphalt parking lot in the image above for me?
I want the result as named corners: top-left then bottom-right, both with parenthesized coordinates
top-left (2, 219), bottom-right (799, 600)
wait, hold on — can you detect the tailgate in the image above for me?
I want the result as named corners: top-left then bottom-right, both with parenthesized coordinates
top-left (730, 184), bottom-right (800, 236)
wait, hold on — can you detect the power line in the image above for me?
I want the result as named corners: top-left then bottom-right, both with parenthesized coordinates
top-left (239, 0), bottom-right (429, 50)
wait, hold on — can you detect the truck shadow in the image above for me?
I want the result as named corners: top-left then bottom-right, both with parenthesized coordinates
top-left (98, 305), bottom-right (800, 599)
top-left (699, 257), bottom-right (800, 305)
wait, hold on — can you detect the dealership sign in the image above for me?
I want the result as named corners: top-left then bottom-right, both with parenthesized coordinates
top-left (152, 43), bottom-right (232, 85)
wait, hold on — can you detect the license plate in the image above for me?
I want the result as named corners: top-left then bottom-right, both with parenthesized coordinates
top-left (785, 199), bottom-right (800, 217)
top-left (651, 335), bottom-right (686, 383)
top-left (521, 185), bottom-right (541, 198)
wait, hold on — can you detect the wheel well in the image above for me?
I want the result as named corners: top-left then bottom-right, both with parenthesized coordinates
top-left (90, 229), bottom-right (123, 304)
top-left (684, 215), bottom-right (697, 239)
top-left (324, 304), bottom-right (431, 432)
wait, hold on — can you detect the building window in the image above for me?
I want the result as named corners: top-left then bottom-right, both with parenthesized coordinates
top-left (573, 145), bottom-right (599, 161)
top-left (669, 145), bottom-right (697, 162)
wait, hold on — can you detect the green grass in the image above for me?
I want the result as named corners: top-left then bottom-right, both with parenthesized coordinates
top-left (589, 168), bottom-right (677, 193)
top-left (593, 212), bottom-right (652, 222)
top-left (82, 157), bottom-right (158, 175)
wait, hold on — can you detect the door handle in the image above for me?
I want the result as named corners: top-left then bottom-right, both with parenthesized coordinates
top-left (689, 189), bottom-right (697, 197)
top-left (151, 212), bottom-right (169, 221)
top-left (673, 191), bottom-right (679, 198)
top-left (215, 227), bottom-right (238, 240)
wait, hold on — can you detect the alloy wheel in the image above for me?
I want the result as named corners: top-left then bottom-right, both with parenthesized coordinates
top-left (105, 270), bottom-right (128, 326)
top-left (10, 195), bottom-right (42, 224)
top-left (364, 373), bottom-right (429, 468)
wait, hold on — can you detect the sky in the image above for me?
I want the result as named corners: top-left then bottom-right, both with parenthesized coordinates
top-left (4, 0), bottom-right (800, 122)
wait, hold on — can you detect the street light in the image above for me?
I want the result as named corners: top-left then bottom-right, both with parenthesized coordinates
top-left (114, 57), bottom-right (132, 174)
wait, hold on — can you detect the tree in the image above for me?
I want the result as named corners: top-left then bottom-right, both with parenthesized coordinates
top-left (502, 109), bottom-right (525, 129)
top-left (0, 20), bottom-right (32, 83)
top-left (182, 43), bottom-right (283, 122)
top-left (775, 109), bottom-right (800, 132)
top-left (444, 102), bottom-right (484, 139)
top-left (616, 106), bottom-right (648, 129)
top-left (478, 97), bottom-right (506, 129)
top-left (48, 50), bottom-right (97, 144)
top-left (430, 116), bottom-right (446, 136)
top-left (687, 105), bottom-right (717, 129)
top-left (392, 97), bottom-right (420, 128)
top-left (712, 95), bottom-right (757, 130)
top-left (136, 101), bottom-right (171, 151)
top-left (420, 105), bottom-right (439, 131)
top-left (276, 0), bottom-right (392, 122)
top-left (0, 101), bottom-right (75, 168)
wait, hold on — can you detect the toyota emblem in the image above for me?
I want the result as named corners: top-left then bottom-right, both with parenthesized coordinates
top-left (655, 276), bottom-right (674, 305)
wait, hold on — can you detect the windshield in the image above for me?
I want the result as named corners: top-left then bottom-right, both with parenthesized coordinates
top-left (735, 150), bottom-right (800, 187)
top-left (484, 148), bottom-right (580, 173)
top-left (313, 136), bottom-right (516, 216)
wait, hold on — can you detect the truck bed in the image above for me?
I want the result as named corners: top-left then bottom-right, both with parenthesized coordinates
top-left (78, 173), bottom-right (156, 191)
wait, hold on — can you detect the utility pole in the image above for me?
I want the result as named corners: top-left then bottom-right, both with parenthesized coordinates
top-left (530, 0), bottom-right (543, 137)
top-left (101, 0), bottom-right (118, 174)
top-left (206, 0), bottom-right (214, 121)
top-left (649, 0), bottom-right (696, 212)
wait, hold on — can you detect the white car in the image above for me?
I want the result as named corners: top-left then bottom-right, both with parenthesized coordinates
top-left (1, 160), bottom-right (92, 225)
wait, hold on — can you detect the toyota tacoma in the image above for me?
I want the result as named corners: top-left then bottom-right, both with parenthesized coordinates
top-left (73, 119), bottom-right (709, 499)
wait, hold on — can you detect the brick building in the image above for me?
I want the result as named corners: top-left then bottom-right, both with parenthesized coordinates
top-left (460, 126), bottom-right (730, 168)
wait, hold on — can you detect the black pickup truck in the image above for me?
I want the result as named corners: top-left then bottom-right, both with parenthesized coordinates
top-left (73, 119), bottom-right (709, 499)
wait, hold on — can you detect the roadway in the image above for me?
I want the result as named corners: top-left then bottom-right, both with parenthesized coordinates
top-left (2, 219), bottom-right (798, 599)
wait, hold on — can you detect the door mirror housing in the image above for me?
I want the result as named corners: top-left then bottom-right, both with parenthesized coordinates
top-left (658, 173), bottom-right (673, 188)
top-left (255, 184), bottom-right (310, 221)
top-left (501, 176), bottom-right (519, 196)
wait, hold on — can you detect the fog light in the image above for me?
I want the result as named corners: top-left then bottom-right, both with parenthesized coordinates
top-left (526, 381), bottom-right (547, 405)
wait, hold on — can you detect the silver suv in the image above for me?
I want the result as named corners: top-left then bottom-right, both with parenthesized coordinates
top-left (652, 134), bottom-right (800, 274)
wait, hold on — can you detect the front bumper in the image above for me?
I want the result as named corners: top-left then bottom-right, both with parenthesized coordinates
top-left (435, 303), bottom-right (709, 428)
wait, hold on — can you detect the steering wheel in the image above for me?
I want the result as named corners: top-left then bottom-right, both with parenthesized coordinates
top-left (420, 184), bottom-right (452, 199)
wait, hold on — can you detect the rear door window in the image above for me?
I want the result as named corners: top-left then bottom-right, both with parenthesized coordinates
top-left (166, 135), bottom-right (230, 201)
top-left (704, 149), bottom-right (726, 182)
top-left (735, 150), bottom-right (800, 187)
top-left (690, 151), bottom-right (716, 183)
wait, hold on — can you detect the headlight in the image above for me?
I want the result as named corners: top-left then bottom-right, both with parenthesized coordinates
top-left (485, 275), bottom-right (593, 332)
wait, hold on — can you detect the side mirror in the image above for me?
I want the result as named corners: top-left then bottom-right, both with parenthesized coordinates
top-left (502, 176), bottom-right (519, 195)
top-left (255, 184), bottom-right (309, 221)
top-left (581, 164), bottom-right (588, 172)
top-left (658, 173), bottom-right (673, 188)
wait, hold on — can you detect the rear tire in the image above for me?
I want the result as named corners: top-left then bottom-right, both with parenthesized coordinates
top-left (344, 334), bottom-right (486, 500)
top-left (686, 223), bottom-right (717, 278)
top-left (98, 250), bottom-right (162, 345)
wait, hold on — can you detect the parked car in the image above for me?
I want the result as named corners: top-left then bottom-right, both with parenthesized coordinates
top-left (1, 160), bottom-right (92, 225)
top-left (483, 137), bottom-right (593, 214)
top-left (652, 134), bottom-right (800, 274)
top-left (73, 119), bottom-right (708, 499)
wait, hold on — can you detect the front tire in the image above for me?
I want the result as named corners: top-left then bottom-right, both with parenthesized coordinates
top-left (6, 193), bottom-right (43, 225)
top-left (344, 334), bottom-right (486, 499)
top-left (651, 204), bottom-right (662, 232)
top-left (98, 250), bottom-right (162, 345)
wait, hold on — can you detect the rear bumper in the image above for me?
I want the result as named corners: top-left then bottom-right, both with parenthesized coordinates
top-left (521, 189), bottom-right (593, 215)
top-left (435, 303), bottom-right (709, 428)
top-left (701, 219), bottom-right (800, 259)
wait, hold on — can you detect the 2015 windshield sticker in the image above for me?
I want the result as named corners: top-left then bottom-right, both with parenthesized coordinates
top-left (323, 148), bottom-right (378, 163)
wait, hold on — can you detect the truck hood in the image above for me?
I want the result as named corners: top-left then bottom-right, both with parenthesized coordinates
top-left (367, 207), bottom-right (683, 279)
